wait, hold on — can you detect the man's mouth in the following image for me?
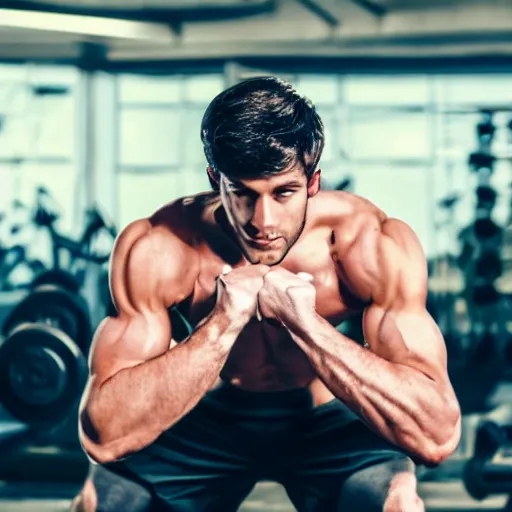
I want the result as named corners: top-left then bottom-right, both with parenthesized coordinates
top-left (244, 236), bottom-right (283, 249)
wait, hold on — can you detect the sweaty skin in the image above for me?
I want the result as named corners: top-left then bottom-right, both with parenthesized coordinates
top-left (79, 184), bottom-right (460, 465)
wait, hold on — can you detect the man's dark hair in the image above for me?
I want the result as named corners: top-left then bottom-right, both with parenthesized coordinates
top-left (201, 76), bottom-right (324, 190)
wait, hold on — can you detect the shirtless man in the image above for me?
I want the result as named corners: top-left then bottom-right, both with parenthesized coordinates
top-left (74, 76), bottom-right (461, 512)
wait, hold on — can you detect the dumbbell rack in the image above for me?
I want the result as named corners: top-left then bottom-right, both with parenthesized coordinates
top-left (457, 111), bottom-right (512, 511)
top-left (447, 110), bottom-right (511, 413)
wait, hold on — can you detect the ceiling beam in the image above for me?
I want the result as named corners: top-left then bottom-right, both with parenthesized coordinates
top-left (295, 0), bottom-right (340, 28)
top-left (346, 0), bottom-right (387, 17)
top-left (0, 0), bottom-right (277, 23)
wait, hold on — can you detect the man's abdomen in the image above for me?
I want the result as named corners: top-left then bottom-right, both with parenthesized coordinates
top-left (219, 321), bottom-right (335, 404)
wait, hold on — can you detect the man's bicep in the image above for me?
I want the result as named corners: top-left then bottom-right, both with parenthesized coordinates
top-left (89, 224), bottom-right (175, 385)
top-left (364, 218), bottom-right (450, 384)
top-left (88, 310), bottom-right (172, 387)
top-left (363, 303), bottom-right (448, 384)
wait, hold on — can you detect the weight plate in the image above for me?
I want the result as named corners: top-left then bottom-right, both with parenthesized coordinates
top-left (463, 460), bottom-right (488, 500)
top-left (8, 346), bottom-right (67, 406)
top-left (0, 323), bottom-right (88, 428)
top-left (31, 270), bottom-right (80, 294)
top-left (2, 285), bottom-right (92, 355)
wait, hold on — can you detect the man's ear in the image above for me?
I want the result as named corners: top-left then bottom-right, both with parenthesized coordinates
top-left (206, 166), bottom-right (219, 191)
top-left (307, 169), bottom-right (321, 197)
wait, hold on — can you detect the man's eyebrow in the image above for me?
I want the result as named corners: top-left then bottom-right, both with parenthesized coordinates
top-left (227, 180), bottom-right (303, 191)
top-left (274, 181), bottom-right (303, 189)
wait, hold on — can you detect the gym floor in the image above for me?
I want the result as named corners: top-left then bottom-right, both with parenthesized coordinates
top-left (0, 480), bottom-right (507, 511)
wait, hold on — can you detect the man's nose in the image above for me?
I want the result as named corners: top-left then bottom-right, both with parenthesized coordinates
top-left (248, 196), bottom-right (277, 236)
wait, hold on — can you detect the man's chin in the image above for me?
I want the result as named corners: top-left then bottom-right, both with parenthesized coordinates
top-left (243, 247), bottom-right (288, 266)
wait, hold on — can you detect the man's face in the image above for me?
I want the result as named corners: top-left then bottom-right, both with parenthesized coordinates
top-left (218, 167), bottom-right (320, 265)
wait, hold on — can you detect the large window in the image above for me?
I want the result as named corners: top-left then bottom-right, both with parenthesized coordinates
top-left (0, 65), bottom-right (79, 265)
top-left (116, 74), bottom-right (224, 228)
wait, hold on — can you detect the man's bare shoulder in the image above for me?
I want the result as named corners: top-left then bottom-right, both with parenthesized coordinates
top-left (112, 194), bottom-right (212, 309)
top-left (310, 190), bottom-right (386, 237)
top-left (121, 193), bottom-right (208, 257)
top-left (149, 191), bottom-right (217, 243)
top-left (314, 191), bottom-right (426, 304)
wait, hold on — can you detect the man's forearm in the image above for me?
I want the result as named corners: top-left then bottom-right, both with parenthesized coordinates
top-left (82, 310), bottom-right (241, 462)
top-left (288, 315), bottom-right (460, 463)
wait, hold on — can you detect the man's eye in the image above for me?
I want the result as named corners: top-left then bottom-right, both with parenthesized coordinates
top-left (276, 190), bottom-right (294, 198)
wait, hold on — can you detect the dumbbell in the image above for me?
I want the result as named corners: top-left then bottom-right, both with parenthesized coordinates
top-left (0, 272), bottom-right (91, 429)
top-left (463, 421), bottom-right (512, 500)
top-left (4, 270), bottom-right (91, 355)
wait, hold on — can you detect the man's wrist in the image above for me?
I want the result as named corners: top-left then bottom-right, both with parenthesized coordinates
top-left (284, 309), bottom-right (322, 341)
top-left (210, 304), bottom-right (250, 335)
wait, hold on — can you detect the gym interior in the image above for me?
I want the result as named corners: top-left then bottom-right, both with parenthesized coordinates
top-left (0, 0), bottom-right (512, 510)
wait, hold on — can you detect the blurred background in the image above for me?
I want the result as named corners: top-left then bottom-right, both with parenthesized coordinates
top-left (0, 0), bottom-right (512, 510)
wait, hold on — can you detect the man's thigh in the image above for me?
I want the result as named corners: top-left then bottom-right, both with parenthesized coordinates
top-left (118, 439), bottom-right (257, 511)
top-left (283, 456), bottom-right (416, 512)
top-left (96, 398), bottom-right (259, 511)
top-left (72, 464), bottom-right (156, 512)
top-left (338, 456), bottom-right (418, 512)
top-left (279, 400), bottom-right (419, 512)
top-left (76, 461), bottom-right (257, 512)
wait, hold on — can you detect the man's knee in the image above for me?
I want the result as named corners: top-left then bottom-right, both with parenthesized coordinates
top-left (71, 478), bottom-right (97, 512)
top-left (72, 464), bottom-right (153, 512)
top-left (383, 472), bottom-right (424, 512)
top-left (339, 457), bottom-right (418, 511)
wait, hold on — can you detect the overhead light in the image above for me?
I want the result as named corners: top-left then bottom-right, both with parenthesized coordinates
top-left (0, 8), bottom-right (174, 42)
